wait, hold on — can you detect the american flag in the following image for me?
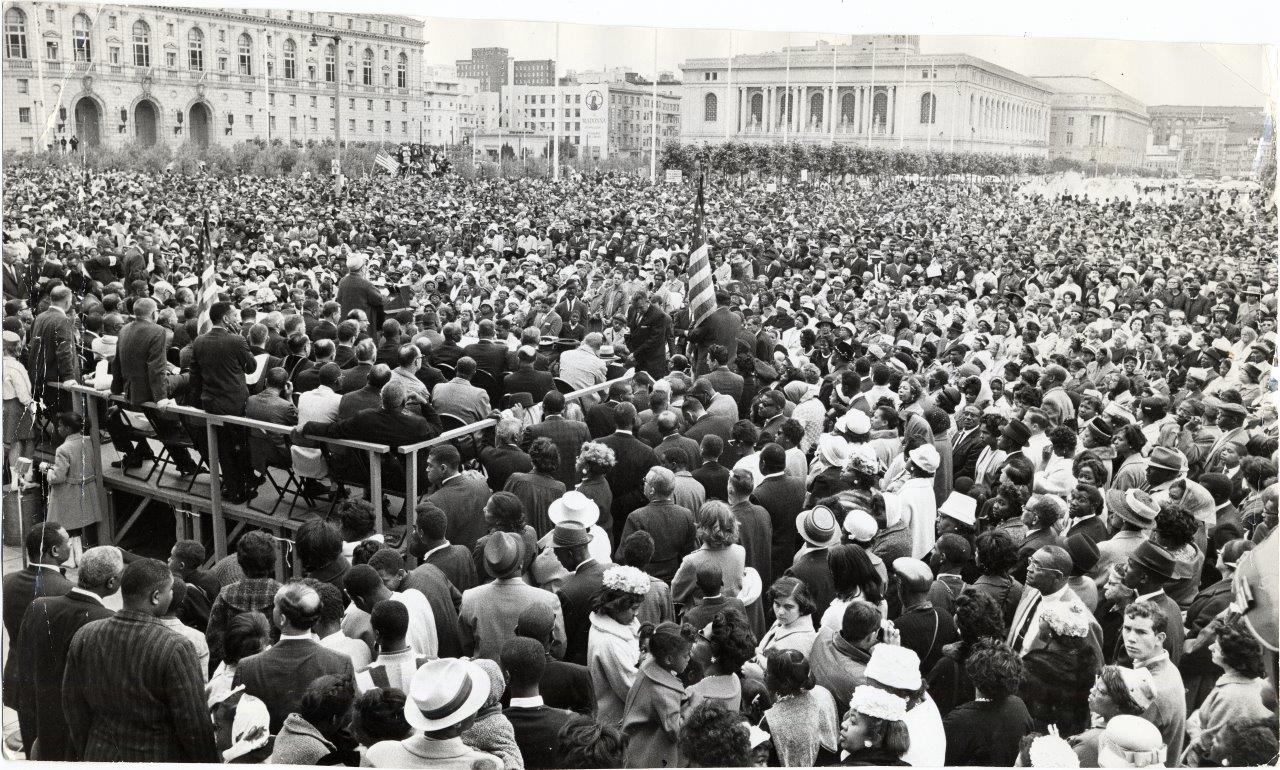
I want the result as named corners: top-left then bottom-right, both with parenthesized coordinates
top-left (195, 210), bottom-right (219, 334)
top-left (685, 166), bottom-right (716, 330)
top-left (374, 150), bottom-right (400, 175)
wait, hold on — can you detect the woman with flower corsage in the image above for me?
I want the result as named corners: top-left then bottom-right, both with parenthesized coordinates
top-left (1020, 601), bottom-right (1101, 736)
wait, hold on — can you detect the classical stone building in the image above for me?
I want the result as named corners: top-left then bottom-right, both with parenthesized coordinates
top-left (678, 36), bottom-right (1052, 156)
top-left (1038, 76), bottom-right (1150, 168)
top-left (2, 3), bottom-right (425, 152)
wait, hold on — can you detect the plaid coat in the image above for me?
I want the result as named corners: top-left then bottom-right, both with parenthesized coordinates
top-left (62, 609), bottom-right (218, 762)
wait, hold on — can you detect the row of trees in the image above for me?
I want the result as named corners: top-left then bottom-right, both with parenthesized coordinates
top-left (4, 136), bottom-right (1170, 181)
top-left (657, 140), bottom-right (1157, 179)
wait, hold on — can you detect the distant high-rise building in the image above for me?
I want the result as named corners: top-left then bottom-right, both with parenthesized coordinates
top-left (456, 46), bottom-right (509, 91)
top-left (1146, 105), bottom-right (1268, 178)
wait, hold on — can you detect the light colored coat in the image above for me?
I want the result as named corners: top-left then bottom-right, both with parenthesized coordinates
top-left (46, 433), bottom-right (102, 532)
top-left (587, 612), bottom-right (641, 727)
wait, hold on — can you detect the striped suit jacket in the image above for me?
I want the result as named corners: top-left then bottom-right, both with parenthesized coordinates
top-left (62, 609), bottom-right (218, 763)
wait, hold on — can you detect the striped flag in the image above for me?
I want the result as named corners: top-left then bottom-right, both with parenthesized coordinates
top-left (686, 168), bottom-right (716, 330)
top-left (196, 210), bottom-right (219, 335)
top-left (374, 150), bottom-right (400, 175)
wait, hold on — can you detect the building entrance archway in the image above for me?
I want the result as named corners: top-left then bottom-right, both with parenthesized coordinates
top-left (134, 99), bottom-right (158, 147)
top-left (74, 97), bottom-right (101, 148)
top-left (189, 101), bottom-right (211, 148)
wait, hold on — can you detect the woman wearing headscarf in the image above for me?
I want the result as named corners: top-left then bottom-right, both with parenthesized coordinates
top-left (782, 379), bottom-right (824, 454)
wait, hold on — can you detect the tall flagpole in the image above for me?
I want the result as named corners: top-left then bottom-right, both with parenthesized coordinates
top-left (553, 23), bottom-right (560, 181)
top-left (950, 63), bottom-right (958, 153)
top-left (869, 39), bottom-right (876, 143)
top-left (783, 33), bottom-right (791, 144)
top-left (829, 39), bottom-right (837, 144)
top-left (263, 27), bottom-right (270, 141)
top-left (927, 62), bottom-right (934, 153)
top-left (650, 28), bottom-right (658, 183)
top-left (898, 45), bottom-right (907, 149)
top-left (724, 30), bottom-right (732, 141)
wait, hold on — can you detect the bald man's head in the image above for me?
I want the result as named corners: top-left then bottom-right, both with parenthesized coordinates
top-left (274, 582), bottom-right (321, 632)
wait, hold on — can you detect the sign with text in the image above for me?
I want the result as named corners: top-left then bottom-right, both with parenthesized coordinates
top-left (665, 169), bottom-right (683, 184)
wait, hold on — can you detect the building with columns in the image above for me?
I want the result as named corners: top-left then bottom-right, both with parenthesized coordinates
top-left (1, 3), bottom-right (425, 152)
top-left (678, 36), bottom-right (1053, 156)
top-left (1038, 76), bottom-right (1150, 168)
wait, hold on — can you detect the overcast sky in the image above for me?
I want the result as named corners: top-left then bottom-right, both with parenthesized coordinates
top-left (421, 19), bottom-right (1271, 107)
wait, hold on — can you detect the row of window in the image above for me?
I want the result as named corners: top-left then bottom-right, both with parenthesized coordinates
top-left (3, 9), bottom-right (410, 88)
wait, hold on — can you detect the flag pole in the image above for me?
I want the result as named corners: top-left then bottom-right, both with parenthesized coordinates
top-left (651, 27), bottom-right (658, 184)
top-left (553, 23), bottom-right (560, 182)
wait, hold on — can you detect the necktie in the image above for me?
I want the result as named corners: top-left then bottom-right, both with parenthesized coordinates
top-left (1011, 592), bottom-right (1042, 652)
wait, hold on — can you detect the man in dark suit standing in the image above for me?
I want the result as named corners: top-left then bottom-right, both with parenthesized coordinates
top-left (62, 558), bottom-right (218, 762)
top-left (751, 444), bottom-right (808, 586)
top-left (686, 291), bottom-right (742, 377)
top-left (425, 443), bottom-right (493, 552)
top-left (234, 581), bottom-right (356, 733)
top-left (696, 344), bottom-right (744, 405)
top-left (109, 297), bottom-right (194, 473)
top-left (951, 405), bottom-right (986, 482)
top-left (501, 638), bottom-right (576, 770)
top-left (505, 345), bottom-right (555, 404)
top-left (463, 319), bottom-right (510, 386)
top-left (481, 418), bottom-right (534, 492)
top-left (691, 435), bottom-right (731, 502)
top-left (525, 391), bottom-right (592, 489)
top-left (26, 285), bottom-right (78, 412)
top-left (189, 301), bottom-right (257, 503)
top-left (626, 292), bottom-right (672, 378)
top-left (1012, 496), bottom-right (1066, 584)
top-left (585, 382), bottom-right (630, 439)
top-left (336, 253), bottom-right (385, 330)
top-left (515, 603), bottom-right (596, 716)
top-left (14, 545), bottom-right (122, 760)
top-left (2, 523), bottom-right (73, 741)
top-left (311, 301), bottom-right (342, 343)
top-left (598, 402), bottom-right (660, 544)
top-left (551, 523), bottom-right (606, 666)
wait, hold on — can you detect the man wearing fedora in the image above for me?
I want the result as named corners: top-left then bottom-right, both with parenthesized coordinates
top-left (1103, 540), bottom-right (1185, 666)
top-left (1093, 489), bottom-right (1159, 586)
top-left (785, 506), bottom-right (842, 622)
top-left (551, 518), bottom-right (607, 666)
top-left (1199, 399), bottom-right (1249, 475)
top-left (1145, 446), bottom-right (1212, 543)
top-left (460, 531), bottom-right (566, 662)
top-left (364, 658), bottom-right (502, 770)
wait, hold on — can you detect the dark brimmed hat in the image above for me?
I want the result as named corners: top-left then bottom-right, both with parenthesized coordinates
top-left (1129, 541), bottom-right (1177, 582)
top-left (1000, 419), bottom-right (1032, 448)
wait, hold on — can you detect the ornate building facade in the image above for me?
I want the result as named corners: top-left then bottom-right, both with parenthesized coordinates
top-left (678, 36), bottom-right (1053, 156)
top-left (1039, 76), bottom-right (1150, 168)
top-left (2, 3), bottom-right (425, 151)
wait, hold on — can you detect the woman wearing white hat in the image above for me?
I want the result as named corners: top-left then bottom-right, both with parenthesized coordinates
top-left (364, 658), bottom-right (501, 770)
top-left (538, 490), bottom-right (613, 566)
top-left (837, 685), bottom-right (911, 766)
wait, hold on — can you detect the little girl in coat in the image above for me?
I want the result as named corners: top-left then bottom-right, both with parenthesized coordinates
top-left (621, 622), bottom-right (697, 769)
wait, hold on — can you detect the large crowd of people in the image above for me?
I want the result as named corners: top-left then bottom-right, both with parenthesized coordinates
top-left (1, 162), bottom-right (1278, 767)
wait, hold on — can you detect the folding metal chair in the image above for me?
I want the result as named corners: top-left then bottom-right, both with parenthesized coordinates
top-left (142, 405), bottom-right (209, 494)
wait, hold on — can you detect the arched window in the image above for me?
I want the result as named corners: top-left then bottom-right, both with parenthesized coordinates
top-left (282, 38), bottom-right (296, 79)
top-left (750, 92), bottom-right (763, 124)
top-left (4, 8), bottom-right (26, 59)
top-left (324, 43), bottom-right (336, 82)
top-left (187, 27), bottom-right (203, 70)
top-left (840, 92), bottom-right (855, 123)
top-left (396, 51), bottom-right (407, 88)
top-left (703, 92), bottom-right (717, 122)
top-left (872, 89), bottom-right (888, 132)
top-left (237, 32), bottom-right (252, 75)
top-left (131, 19), bottom-right (150, 67)
top-left (72, 12), bottom-right (91, 62)
top-left (361, 47), bottom-right (372, 85)
top-left (809, 91), bottom-right (823, 126)
top-left (920, 92), bottom-right (936, 124)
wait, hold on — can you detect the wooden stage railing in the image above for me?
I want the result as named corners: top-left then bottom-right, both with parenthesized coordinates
top-left (49, 370), bottom-right (632, 565)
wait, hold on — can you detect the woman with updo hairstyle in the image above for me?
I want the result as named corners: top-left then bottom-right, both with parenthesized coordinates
top-left (588, 565), bottom-right (650, 726)
top-left (687, 608), bottom-right (757, 712)
top-left (557, 714), bottom-right (623, 769)
top-left (838, 685), bottom-right (912, 766)
top-left (671, 501), bottom-right (746, 610)
top-left (1181, 616), bottom-right (1271, 766)
top-left (926, 588), bottom-right (1006, 716)
top-left (984, 482), bottom-right (1031, 543)
top-left (1110, 423), bottom-right (1149, 491)
top-left (622, 622), bottom-right (697, 769)
top-left (350, 687), bottom-right (413, 749)
top-left (678, 701), bottom-right (753, 768)
top-left (207, 611), bottom-right (271, 704)
top-left (760, 648), bottom-right (839, 767)
top-left (574, 441), bottom-right (616, 533)
top-left (751, 577), bottom-right (819, 674)
top-left (971, 529), bottom-right (1024, 627)
top-left (1152, 505), bottom-right (1203, 607)
top-left (503, 437), bottom-right (567, 538)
